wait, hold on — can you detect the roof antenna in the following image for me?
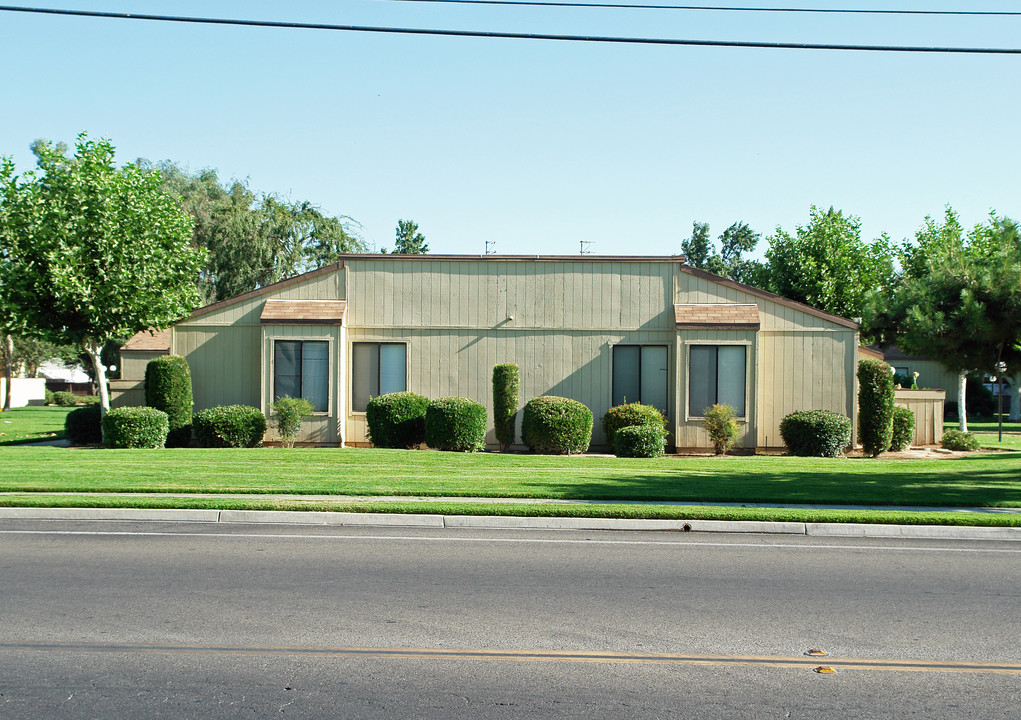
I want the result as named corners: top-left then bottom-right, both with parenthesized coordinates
top-left (485, 239), bottom-right (496, 255)
top-left (580, 240), bottom-right (593, 255)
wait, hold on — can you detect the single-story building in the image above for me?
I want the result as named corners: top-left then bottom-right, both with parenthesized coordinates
top-left (113, 255), bottom-right (863, 450)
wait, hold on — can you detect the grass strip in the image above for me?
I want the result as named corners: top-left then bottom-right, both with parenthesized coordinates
top-left (2, 494), bottom-right (1019, 527)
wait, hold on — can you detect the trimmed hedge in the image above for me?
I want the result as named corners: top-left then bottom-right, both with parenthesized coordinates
top-left (64, 404), bottom-right (103, 445)
top-left (703, 403), bottom-right (739, 455)
top-left (941, 428), bottom-right (981, 452)
top-left (52, 390), bottom-right (78, 406)
top-left (613, 424), bottom-right (666, 458)
top-left (857, 358), bottom-right (895, 458)
top-left (492, 363), bottom-right (519, 451)
top-left (424, 397), bottom-right (487, 452)
top-left (521, 396), bottom-right (593, 455)
top-left (366, 391), bottom-right (429, 449)
top-left (102, 407), bottom-right (169, 449)
top-left (889, 406), bottom-right (915, 452)
top-left (193, 405), bottom-right (267, 448)
top-left (601, 402), bottom-right (666, 448)
top-left (779, 410), bottom-right (852, 457)
top-left (144, 355), bottom-right (194, 447)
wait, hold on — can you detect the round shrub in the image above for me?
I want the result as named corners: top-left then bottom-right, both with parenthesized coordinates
top-left (779, 410), bottom-right (852, 457)
top-left (521, 396), bottom-right (593, 455)
top-left (424, 397), bottom-right (487, 452)
top-left (889, 406), bottom-right (915, 452)
top-left (941, 428), bottom-right (981, 452)
top-left (857, 358), bottom-right (895, 457)
top-left (52, 390), bottom-right (78, 406)
top-left (44, 387), bottom-right (56, 405)
top-left (601, 402), bottom-right (666, 448)
top-left (145, 354), bottom-right (194, 447)
top-left (492, 363), bottom-right (520, 451)
top-left (366, 392), bottom-right (430, 449)
top-left (703, 403), bottom-right (739, 455)
top-left (64, 404), bottom-right (102, 445)
top-left (270, 396), bottom-right (314, 448)
top-left (102, 407), bottom-right (169, 449)
top-left (193, 405), bottom-right (267, 448)
top-left (613, 424), bottom-right (666, 458)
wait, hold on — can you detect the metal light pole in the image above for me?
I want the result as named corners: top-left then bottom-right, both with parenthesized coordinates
top-left (996, 361), bottom-right (1007, 442)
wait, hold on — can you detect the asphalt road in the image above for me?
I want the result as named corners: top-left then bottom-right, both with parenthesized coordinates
top-left (1, 519), bottom-right (1019, 719)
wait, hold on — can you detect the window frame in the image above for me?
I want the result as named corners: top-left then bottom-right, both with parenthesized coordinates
top-left (350, 340), bottom-right (409, 414)
top-left (270, 337), bottom-right (333, 416)
top-left (684, 341), bottom-right (751, 421)
top-left (611, 343), bottom-right (670, 415)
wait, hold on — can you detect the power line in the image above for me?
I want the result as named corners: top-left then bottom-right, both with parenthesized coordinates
top-left (1, 5), bottom-right (1019, 54)
top-left (382, 0), bottom-right (1021, 17)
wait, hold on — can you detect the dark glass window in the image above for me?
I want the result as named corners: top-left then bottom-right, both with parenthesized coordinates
top-left (352, 342), bottom-right (407, 412)
top-left (274, 340), bottom-right (329, 412)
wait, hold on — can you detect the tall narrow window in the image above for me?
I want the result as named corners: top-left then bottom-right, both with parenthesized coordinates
top-left (612, 345), bottom-right (668, 413)
top-left (352, 342), bottom-right (407, 412)
top-left (274, 340), bottom-right (329, 412)
top-left (688, 345), bottom-right (746, 417)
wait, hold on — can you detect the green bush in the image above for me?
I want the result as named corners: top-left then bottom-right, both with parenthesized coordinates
top-left (857, 358), bottom-right (895, 457)
top-left (492, 363), bottom-right (520, 451)
top-left (613, 424), bottom-right (666, 458)
top-left (889, 406), bottom-right (915, 452)
top-left (193, 405), bottom-right (267, 448)
top-left (941, 428), bottom-right (981, 452)
top-left (64, 404), bottom-right (102, 445)
top-left (44, 388), bottom-right (55, 405)
top-left (80, 395), bottom-right (100, 405)
top-left (424, 397), bottom-right (487, 452)
top-left (601, 402), bottom-right (666, 448)
top-left (144, 355), bottom-right (194, 447)
top-left (703, 403), bottom-right (739, 455)
top-left (102, 407), bottom-right (169, 449)
top-left (779, 410), bottom-right (853, 457)
top-left (366, 391), bottom-right (430, 449)
top-left (52, 390), bottom-right (78, 406)
top-left (521, 396), bottom-right (593, 455)
top-left (270, 396), bottom-right (314, 448)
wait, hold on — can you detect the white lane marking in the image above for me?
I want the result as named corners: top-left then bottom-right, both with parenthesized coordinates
top-left (1, 529), bottom-right (1019, 552)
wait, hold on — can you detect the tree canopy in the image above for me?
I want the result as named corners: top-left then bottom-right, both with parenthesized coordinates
top-left (682, 221), bottom-right (766, 287)
top-left (388, 219), bottom-right (429, 254)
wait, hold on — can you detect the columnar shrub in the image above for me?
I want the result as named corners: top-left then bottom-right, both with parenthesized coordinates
top-left (52, 390), bottom-right (78, 406)
top-left (521, 396), bottom-right (593, 455)
top-left (144, 354), bottom-right (194, 447)
top-left (44, 387), bottom-right (56, 405)
top-left (424, 397), bottom-right (487, 452)
top-left (64, 404), bottom-right (103, 445)
top-left (857, 358), bottom-right (895, 458)
top-left (613, 424), bottom-right (666, 458)
top-left (102, 407), bottom-right (169, 449)
top-left (703, 403), bottom-right (739, 455)
top-left (941, 428), bottom-right (981, 452)
top-left (601, 402), bottom-right (666, 448)
top-left (779, 410), bottom-right (853, 457)
top-left (193, 405), bottom-right (267, 448)
top-left (366, 391), bottom-right (430, 449)
top-left (270, 396), bottom-right (314, 448)
top-left (889, 406), bottom-right (915, 452)
top-left (492, 363), bottom-right (519, 451)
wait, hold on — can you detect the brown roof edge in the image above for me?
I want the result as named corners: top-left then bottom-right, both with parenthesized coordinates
top-left (186, 261), bottom-right (345, 320)
top-left (333, 253), bottom-right (688, 263)
top-left (859, 345), bottom-right (884, 361)
top-left (121, 328), bottom-right (171, 352)
top-left (680, 266), bottom-right (859, 330)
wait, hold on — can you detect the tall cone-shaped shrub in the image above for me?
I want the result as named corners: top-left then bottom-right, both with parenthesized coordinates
top-left (492, 363), bottom-right (519, 451)
top-left (145, 354), bottom-right (194, 447)
top-left (857, 358), bottom-right (894, 458)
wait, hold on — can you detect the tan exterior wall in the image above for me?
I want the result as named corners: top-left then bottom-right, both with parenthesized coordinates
top-left (110, 350), bottom-right (168, 408)
top-left (894, 389), bottom-right (946, 445)
top-left (889, 358), bottom-right (960, 402)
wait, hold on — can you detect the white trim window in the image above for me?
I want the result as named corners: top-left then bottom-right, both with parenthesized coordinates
top-left (688, 345), bottom-right (746, 417)
top-left (274, 340), bottom-right (330, 413)
top-left (352, 342), bottom-right (407, 412)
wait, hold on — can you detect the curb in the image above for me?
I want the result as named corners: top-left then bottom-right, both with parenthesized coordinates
top-left (1, 507), bottom-right (1019, 540)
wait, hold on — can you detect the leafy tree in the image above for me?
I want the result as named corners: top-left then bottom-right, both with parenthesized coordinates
top-left (10, 336), bottom-right (71, 377)
top-left (681, 222), bottom-right (711, 269)
top-left (765, 206), bottom-right (895, 338)
top-left (682, 221), bottom-right (766, 286)
top-left (388, 219), bottom-right (429, 254)
top-left (0, 134), bottom-right (205, 413)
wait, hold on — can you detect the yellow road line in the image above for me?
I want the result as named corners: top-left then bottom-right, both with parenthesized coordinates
top-left (3, 642), bottom-right (1020, 674)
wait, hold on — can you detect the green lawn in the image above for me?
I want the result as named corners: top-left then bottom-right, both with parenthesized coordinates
top-left (0, 406), bottom-right (72, 446)
top-left (946, 420), bottom-right (1021, 451)
top-left (2, 445), bottom-right (1020, 510)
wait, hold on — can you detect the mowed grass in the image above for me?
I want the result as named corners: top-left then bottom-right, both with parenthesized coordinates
top-left (0, 406), bottom-right (72, 446)
top-left (2, 445), bottom-right (1020, 509)
top-left (947, 420), bottom-right (1021, 451)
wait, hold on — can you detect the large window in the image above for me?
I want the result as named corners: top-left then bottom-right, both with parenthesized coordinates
top-left (274, 340), bottom-right (329, 413)
top-left (352, 342), bottom-right (407, 412)
top-left (688, 345), bottom-right (746, 417)
top-left (612, 345), bottom-right (668, 413)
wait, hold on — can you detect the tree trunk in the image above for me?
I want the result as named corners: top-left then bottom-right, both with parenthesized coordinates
top-left (1011, 374), bottom-right (1021, 422)
top-left (2, 334), bottom-right (13, 412)
top-left (85, 342), bottom-right (111, 416)
top-left (957, 369), bottom-right (968, 433)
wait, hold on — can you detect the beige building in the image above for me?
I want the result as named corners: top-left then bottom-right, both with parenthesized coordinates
top-left (114, 255), bottom-right (862, 450)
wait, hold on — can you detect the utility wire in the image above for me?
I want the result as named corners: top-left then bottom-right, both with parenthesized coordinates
top-left (1, 5), bottom-right (1019, 54)
top-left (382, 0), bottom-right (1021, 17)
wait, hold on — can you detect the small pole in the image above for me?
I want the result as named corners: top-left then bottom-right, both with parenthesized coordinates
top-left (997, 361), bottom-right (1007, 442)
